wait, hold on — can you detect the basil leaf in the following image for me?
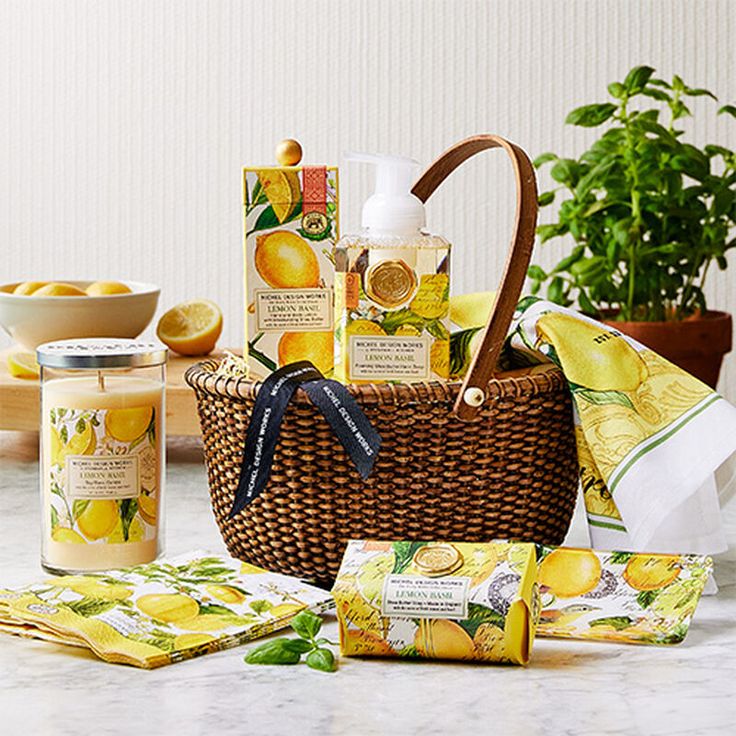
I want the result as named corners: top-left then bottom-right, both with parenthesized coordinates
top-left (244, 639), bottom-right (302, 665)
top-left (306, 648), bottom-right (336, 673)
top-left (282, 638), bottom-right (314, 654)
top-left (290, 610), bottom-right (322, 640)
top-left (565, 103), bottom-right (617, 128)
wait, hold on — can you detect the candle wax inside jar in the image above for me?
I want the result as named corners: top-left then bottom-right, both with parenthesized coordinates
top-left (41, 375), bottom-right (164, 573)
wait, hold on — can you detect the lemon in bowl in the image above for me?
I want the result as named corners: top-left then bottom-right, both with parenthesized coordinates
top-left (0, 280), bottom-right (160, 349)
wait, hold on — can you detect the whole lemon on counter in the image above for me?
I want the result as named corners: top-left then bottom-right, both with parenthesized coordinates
top-left (85, 280), bottom-right (132, 296)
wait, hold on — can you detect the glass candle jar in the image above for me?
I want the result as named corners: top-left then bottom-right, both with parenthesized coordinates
top-left (37, 339), bottom-right (167, 574)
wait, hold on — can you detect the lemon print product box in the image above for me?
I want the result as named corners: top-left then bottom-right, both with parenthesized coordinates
top-left (332, 541), bottom-right (539, 665)
top-left (243, 142), bottom-right (339, 377)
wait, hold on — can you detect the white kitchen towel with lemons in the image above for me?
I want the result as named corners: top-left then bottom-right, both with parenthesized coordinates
top-left (503, 297), bottom-right (736, 556)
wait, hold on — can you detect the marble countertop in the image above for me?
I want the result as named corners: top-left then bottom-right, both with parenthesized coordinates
top-left (0, 431), bottom-right (734, 736)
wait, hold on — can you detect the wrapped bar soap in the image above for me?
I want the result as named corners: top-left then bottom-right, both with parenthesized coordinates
top-left (332, 540), bottom-right (540, 665)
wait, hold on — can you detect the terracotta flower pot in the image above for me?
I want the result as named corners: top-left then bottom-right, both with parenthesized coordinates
top-left (602, 310), bottom-right (732, 389)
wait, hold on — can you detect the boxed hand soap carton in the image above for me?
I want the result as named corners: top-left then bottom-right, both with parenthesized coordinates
top-left (243, 141), bottom-right (339, 377)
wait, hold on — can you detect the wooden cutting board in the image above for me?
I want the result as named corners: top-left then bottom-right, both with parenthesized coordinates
top-left (0, 348), bottom-right (233, 436)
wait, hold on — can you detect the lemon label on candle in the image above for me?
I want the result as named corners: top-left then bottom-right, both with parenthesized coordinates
top-left (67, 455), bottom-right (140, 500)
top-left (47, 405), bottom-right (159, 545)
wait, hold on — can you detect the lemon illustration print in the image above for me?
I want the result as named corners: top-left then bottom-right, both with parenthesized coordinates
top-left (136, 593), bottom-right (199, 623)
top-left (430, 339), bottom-right (450, 379)
top-left (51, 527), bottom-right (85, 544)
top-left (105, 406), bottom-right (153, 443)
top-left (107, 517), bottom-right (144, 543)
top-left (277, 331), bottom-right (333, 373)
top-left (255, 231), bottom-right (320, 288)
top-left (55, 421), bottom-right (96, 466)
top-left (623, 554), bottom-right (681, 591)
top-left (77, 500), bottom-right (119, 541)
top-left (269, 602), bottom-right (303, 618)
top-left (137, 494), bottom-right (157, 526)
top-left (536, 311), bottom-right (647, 392)
top-left (204, 584), bottom-right (246, 605)
top-left (415, 620), bottom-right (476, 659)
top-left (255, 169), bottom-right (300, 224)
top-left (538, 548), bottom-right (602, 597)
top-left (347, 319), bottom-right (386, 337)
top-left (174, 633), bottom-right (215, 650)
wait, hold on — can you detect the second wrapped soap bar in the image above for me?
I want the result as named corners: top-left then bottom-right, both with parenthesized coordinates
top-left (332, 540), bottom-right (539, 665)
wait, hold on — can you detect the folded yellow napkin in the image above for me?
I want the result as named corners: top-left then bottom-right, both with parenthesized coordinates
top-left (506, 297), bottom-right (736, 555)
top-left (0, 551), bottom-right (333, 668)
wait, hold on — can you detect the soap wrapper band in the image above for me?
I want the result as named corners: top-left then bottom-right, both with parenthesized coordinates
top-left (332, 540), bottom-right (539, 665)
top-left (230, 362), bottom-right (382, 517)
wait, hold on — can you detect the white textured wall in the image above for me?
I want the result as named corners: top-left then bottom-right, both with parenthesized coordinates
top-left (1, 0), bottom-right (734, 397)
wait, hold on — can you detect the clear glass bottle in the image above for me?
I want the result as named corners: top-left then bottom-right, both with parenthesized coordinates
top-left (37, 339), bottom-right (167, 574)
top-left (334, 153), bottom-right (451, 383)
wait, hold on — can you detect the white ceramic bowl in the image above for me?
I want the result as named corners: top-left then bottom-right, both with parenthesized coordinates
top-left (0, 281), bottom-right (160, 350)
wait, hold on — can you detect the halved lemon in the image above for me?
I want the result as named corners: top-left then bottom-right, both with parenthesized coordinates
top-left (7, 352), bottom-right (39, 379)
top-left (156, 299), bottom-right (223, 356)
top-left (256, 169), bottom-right (300, 223)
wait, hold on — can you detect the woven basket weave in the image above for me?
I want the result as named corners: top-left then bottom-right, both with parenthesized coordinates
top-left (185, 135), bottom-right (580, 585)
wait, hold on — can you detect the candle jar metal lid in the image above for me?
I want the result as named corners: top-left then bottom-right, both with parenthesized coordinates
top-left (37, 338), bottom-right (168, 370)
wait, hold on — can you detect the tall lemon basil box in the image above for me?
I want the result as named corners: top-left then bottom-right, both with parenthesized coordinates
top-left (243, 164), bottom-right (339, 377)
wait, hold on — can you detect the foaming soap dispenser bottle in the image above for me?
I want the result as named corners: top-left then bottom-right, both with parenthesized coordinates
top-left (334, 153), bottom-right (450, 384)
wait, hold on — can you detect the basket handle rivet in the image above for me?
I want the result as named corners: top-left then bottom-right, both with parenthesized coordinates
top-left (463, 387), bottom-right (485, 407)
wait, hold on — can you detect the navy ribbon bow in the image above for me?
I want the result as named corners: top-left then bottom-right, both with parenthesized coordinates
top-left (229, 361), bottom-right (382, 517)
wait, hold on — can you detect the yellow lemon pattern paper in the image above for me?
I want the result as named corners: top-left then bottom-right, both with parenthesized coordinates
top-left (504, 296), bottom-right (736, 550)
top-left (0, 552), bottom-right (333, 669)
top-left (332, 540), bottom-right (539, 665)
top-left (46, 405), bottom-right (159, 546)
top-left (536, 545), bottom-right (712, 645)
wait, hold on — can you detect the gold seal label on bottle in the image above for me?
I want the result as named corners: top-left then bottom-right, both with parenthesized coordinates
top-left (413, 543), bottom-right (464, 577)
top-left (365, 260), bottom-right (417, 308)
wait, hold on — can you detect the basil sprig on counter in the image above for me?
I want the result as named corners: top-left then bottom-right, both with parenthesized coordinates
top-left (244, 610), bottom-right (337, 673)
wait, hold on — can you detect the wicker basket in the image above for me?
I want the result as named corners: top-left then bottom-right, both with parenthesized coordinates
top-left (186, 135), bottom-right (580, 585)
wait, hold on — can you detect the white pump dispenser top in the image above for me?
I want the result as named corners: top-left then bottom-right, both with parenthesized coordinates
top-left (345, 152), bottom-right (426, 235)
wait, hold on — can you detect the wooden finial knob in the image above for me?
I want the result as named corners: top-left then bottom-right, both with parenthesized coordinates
top-left (275, 139), bottom-right (303, 166)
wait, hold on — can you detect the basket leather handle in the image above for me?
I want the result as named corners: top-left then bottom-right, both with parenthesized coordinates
top-left (411, 134), bottom-right (538, 421)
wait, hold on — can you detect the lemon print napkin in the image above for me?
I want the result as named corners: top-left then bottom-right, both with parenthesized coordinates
top-left (503, 297), bottom-right (736, 555)
top-left (0, 551), bottom-right (333, 668)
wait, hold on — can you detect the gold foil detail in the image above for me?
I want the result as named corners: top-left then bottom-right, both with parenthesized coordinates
top-left (413, 543), bottom-right (463, 577)
top-left (365, 260), bottom-right (417, 308)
